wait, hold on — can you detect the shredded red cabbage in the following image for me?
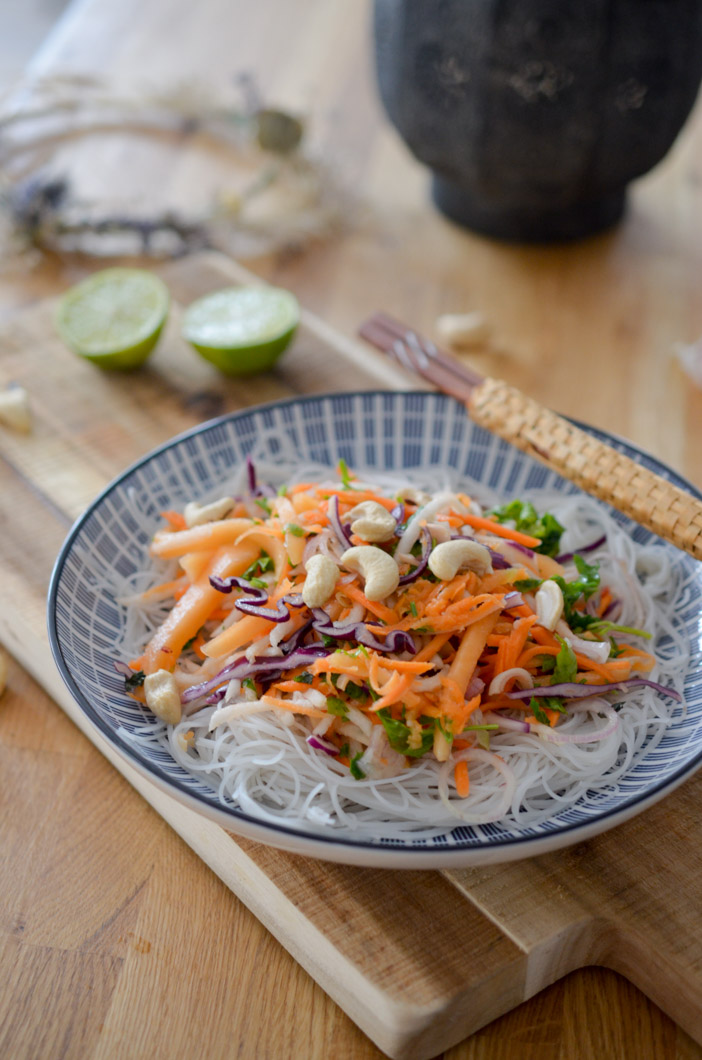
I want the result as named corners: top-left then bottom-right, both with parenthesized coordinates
top-left (391, 502), bottom-right (405, 529)
top-left (180, 644), bottom-right (331, 704)
top-left (502, 591), bottom-right (524, 609)
top-left (328, 494), bottom-right (353, 547)
top-left (307, 734), bottom-right (340, 756)
top-left (507, 541), bottom-right (536, 559)
top-left (311, 607), bottom-right (416, 655)
top-left (465, 675), bottom-right (485, 699)
top-left (486, 546), bottom-right (512, 570)
top-left (398, 526), bottom-right (432, 585)
top-left (556, 535), bottom-right (607, 564)
top-left (505, 678), bottom-right (681, 702)
top-left (244, 454), bottom-right (275, 498)
top-left (209, 575), bottom-right (304, 622)
top-left (210, 575), bottom-right (265, 597)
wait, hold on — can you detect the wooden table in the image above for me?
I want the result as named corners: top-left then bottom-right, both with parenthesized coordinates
top-left (2, 2), bottom-right (702, 1057)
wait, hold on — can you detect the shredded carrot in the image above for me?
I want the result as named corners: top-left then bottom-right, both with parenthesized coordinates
top-left (341, 581), bottom-right (398, 624)
top-left (453, 512), bottom-right (542, 549)
top-left (160, 509), bottom-right (188, 531)
top-left (318, 488), bottom-right (397, 511)
top-left (259, 695), bottom-right (326, 718)
top-left (369, 672), bottom-right (415, 712)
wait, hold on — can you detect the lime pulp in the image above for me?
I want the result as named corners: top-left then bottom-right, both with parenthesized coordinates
top-left (182, 285), bottom-right (299, 376)
top-left (56, 268), bottom-right (170, 370)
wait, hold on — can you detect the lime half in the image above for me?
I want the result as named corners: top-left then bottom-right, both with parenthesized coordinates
top-left (56, 268), bottom-right (170, 370)
top-left (182, 286), bottom-right (299, 376)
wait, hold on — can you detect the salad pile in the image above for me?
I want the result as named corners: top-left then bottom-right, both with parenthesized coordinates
top-left (118, 458), bottom-right (682, 831)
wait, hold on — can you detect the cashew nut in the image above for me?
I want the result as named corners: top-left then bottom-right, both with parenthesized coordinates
top-left (436, 311), bottom-right (490, 349)
top-left (395, 486), bottom-right (431, 506)
top-left (184, 496), bottom-right (234, 527)
top-left (346, 500), bottom-right (397, 543)
top-left (0, 386), bottom-right (31, 433)
top-left (428, 539), bottom-right (492, 581)
top-left (302, 554), bottom-right (339, 608)
top-left (340, 545), bottom-right (399, 601)
top-left (144, 670), bottom-right (182, 725)
top-left (534, 580), bottom-right (564, 631)
top-left (488, 667), bottom-right (534, 696)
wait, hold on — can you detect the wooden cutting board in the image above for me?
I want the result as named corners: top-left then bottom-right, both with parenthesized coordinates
top-left (2, 250), bottom-right (702, 1060)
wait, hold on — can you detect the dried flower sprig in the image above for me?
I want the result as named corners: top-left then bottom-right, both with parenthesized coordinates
top-left (0, 74), bottom-right (346, 266)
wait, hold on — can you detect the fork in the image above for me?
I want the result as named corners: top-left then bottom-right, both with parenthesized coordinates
top-left (359, 311), bottom-right (702, 562)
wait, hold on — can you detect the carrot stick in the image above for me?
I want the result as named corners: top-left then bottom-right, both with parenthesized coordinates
top-left (454, 760), bottom-right (470, 798)
top-left (138, 541), bottom-right (260, 674)
top-left (447, 611), bottom-right (501, 694)
top-left (415, 631), bottom-right (454, 662)
top-left (151, 518), bottom-right (253, 558)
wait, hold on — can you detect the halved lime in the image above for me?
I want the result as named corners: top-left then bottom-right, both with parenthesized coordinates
top-left (56, 268), bottom-right (170, 370)
top-left (182, 286), bottom-right (299, 376)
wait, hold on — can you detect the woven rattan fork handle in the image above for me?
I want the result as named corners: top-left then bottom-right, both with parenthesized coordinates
top-left (469, 377), bottom-right (702, 561)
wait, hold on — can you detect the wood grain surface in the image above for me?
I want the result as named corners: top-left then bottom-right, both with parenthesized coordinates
top-left (2, 0), bottom-right (702, 1057)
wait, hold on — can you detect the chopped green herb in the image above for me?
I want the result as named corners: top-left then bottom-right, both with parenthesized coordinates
top-left (339, 742), bottom-right (350, 757)
top-left (294, 672), bottom-right (314, 684)
top-left (551, 635), bottom-right (578, 685)
top-left (345, 681), bottom-right (367, 701)
top-left (477, 729), bottom-right (491, 750)
top-left (514, 577), bottom-right (543, 592)
top-left (248, 577), bottom-right (268, 590)
top-left (242, 678), bottom-right (257, 692)
top-left (327, 697), bottom-right (349, 719)
top-left (182, 635), bottom-right (197, 651)
top-left (528, 697), bottom-right (551, 726)
top-left (321, 634), bottom-right (337, 648)
top-left (609, 637), bottom-right (625, 658)
top-left (529, 694), bottom-right (567, 725)
top-left (538, 654), bottom-right (557, 673)
top-left (488, 499), bottom-right (565, 557)
top-left (277, 484), bottom-right (288, 496)
top-left (409, 601), bottom-right (418, 618)
top-left (588, 619), bottom-right (651, 640)
top-left (378, 709), bottom-right (435, 758)
top-left (243, 551), bottom-right (274, 581)
top-left (285, 523), bottom-right (305, 537)
top-left (255, 496), bottom-right (272, 516)
top-left (124, 669), bottom-right (145, 692)
top-left (350, 752), bottom-right (366, 779)
top-left (414, 625), bottom-right (433, 634)
top-left (338, 458), bottom-right (353, 490)
top-left (550, 554), bottom-right (601, 632)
